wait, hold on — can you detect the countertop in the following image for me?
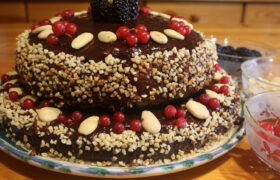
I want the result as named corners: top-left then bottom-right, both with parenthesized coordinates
top-left (0, 23), bottom-right (280, 180)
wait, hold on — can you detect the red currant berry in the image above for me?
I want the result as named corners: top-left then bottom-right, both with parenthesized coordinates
top-left (258, 121), bottom-right (275, 135)
top-left (176, 117), bottom-right (186, 128)
top-left (65, 117), bottom-right (75, 126)
top-left (176, 26), bottom-right (186, 35)
top-left (88, 6), bottom-right (92, 13)
top-left (23, 98), bottom-right (34, 109)
top-left (213, 64), bottom-right (221, 72)
top-left (113, 122), bottom-right (125, 134)
top-left (52, 21), bottom-right (65, 36)
top-left (220, 85), bottom-right (230, 95)
top-left (209, 98), bottom-right (220, 109)
top-left (113, 112), bottom-right (125, 123)
top-left (130, 119), bottom-right (142, 131)
top-left (179, 21), bottom-right (186, 27)
top-left (176, 108), bottom-right (186, 118)
top-left (55, 12), bottom-right (62, 17)
top-left (136, 30), bottom-right (150, 44)
top-left (164, 105), bottom-right (177, 119)
top-left (31, 24), bottom-right (40, 31)
top-left (72, 110), bottom-right (83, 121)
top-left (184, 26), bottom-right (191, 35)
top-left (40, 100), bottom-right (50, 108)
top-left (168, 20), bottom-right (180, 30)
top-left (220, 76), bottom-right (230, 84)
top-left (65, 23), bottom-right (77, 35)
top-left (57, 113), bottom-right (67, 123)
top-left (47, 34), bottom-right (59, 45)
top-left (210, 85), bottom-right (219, 93)
top-left (62, 9), bottom-right (74, 19)
top-left (1, 74), bottom-right (9, 83)
top-left (62, 21), bottom-right (69, 27)
top-left (99, 115), bottom-right (111, 126)
top-left (39, 19), bottom-right (52, 26)
top-left (116, 26), bottom-right (130, 40)
top-left (126, 34), bottom-right (138, 46)
top-left (140, 6), bottom-right (151, 15)
top-left (9, 91), bottom-right (19, 102)
top-left (135, 24), bottom-right (148, 32)
top-left (4, 83), bottom-right (13, 91)
top-left (199, 94), bottom-right (210, 105)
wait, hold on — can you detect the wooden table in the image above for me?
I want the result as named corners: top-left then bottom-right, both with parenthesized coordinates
top-left (0, 23), bottom-right (280, 180)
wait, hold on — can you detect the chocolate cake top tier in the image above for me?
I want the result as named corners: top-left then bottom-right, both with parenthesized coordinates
top-left (15, 6), bottom-right (217, 111)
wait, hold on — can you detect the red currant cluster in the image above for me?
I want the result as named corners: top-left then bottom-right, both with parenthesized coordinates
top-left (164, 105), bottom-right (187, 129)
top-left (57, 111), bottom-right (83, 126)
top-left (116, 24), bottom-right (150, 46)
top-left (213, 64), bottom-right (221, 72)
top-left (99, 112), bottom-right (142, 134)
top-left (168, 19), bottom-right (191, 36)
top-left (55, 9), bottom-right (74, 19)
top-left (139, 6), bottom-right (151, 15)
top-left (199, 94), bottom-right (220, 110)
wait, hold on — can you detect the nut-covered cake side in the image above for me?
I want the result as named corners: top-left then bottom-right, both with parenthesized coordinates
top-left (0, 1), bottom-right (243, 167)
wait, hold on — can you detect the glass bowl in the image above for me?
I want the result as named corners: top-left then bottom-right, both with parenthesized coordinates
top-left (241, 58), bottom-right (280, 97)
top-left (211, 36), bottom-right (277, 79)
top-left (245, 91), bottom-right (280, 173)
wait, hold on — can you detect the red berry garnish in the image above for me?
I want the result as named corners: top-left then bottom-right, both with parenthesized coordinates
top-left (136, 30), bottom-right (150, 44)
top-left (179, 21), bottom-right (185, 27)
top-left (113, 112), bottom-right (125, 123)
top-left (130, 119), bottom-right (142, 131)
top-left (1, 74), bottom-right (9, 83)
top-left (199, 94), bottom-right (210, 105)
top-left (220, 85), bottom-right (230, 95)
top-left (57, 114), bottom-right (67, 123)
top-left (99, 115), bottom-right (111, 126)
top-left (210, 85), bottom-right (219, 93)
top-left (65, 117), bottom-right (75, 126)
top-left (62, 9), bottom-right (74, 18)
top-left (31, 24), bottom-right (40, 31)
top-left (116, 26), bottom-right (130, 40)
top-left (213, 64), bottom-right (221, 72)
top-left (184, 26), bottom-right (191, 35)
top-left (275, 123), bottom-right (280, 137)
top-left (176, 117), bottom-right (186, 128)
top-left (176, 108), bottom-right (186, 118)
top-left (164, 105), bottom-right (177, 119)
top-left (62, 21), bottom-right (69, 27)
top-left (22, 98), bottom-right (34, 109)
top-left (126, 34), bottom-right (138, 46)
top-left (258, 121), bottom-right (275, 135)
top-left (55, 13), bottom-right (62, 17)
top-left (135, 24), bottom-right (148, 32)
top-left (52, 21), bottom-right (65, 36)
top-left (40, 100), bottom-right (50, 108)
top-left (209, 98), bottom-right (220, 109)
top-left (113, 122), bottom-right (125, 134)
top-left (4, 83), bottom-right (13, 91)
top-left (47, 34), bottom-right (59, 45)
top-left (168, 20), bottom-right (180, 30)
top-left (176, 26), bottom-right (186, 35)
top-left (220, 76), bottom-right (230, 84)
top-left (9, 91), bottom-right (19, 102)
top-left (65, 23), bottom-right (77, 35)
top-left (39, 19), bottom-right (52, 26)
top-left (88, 6), bottom-right (92, 13)
top-left (140, 6), bottom-right (151, 15)
top-left (72, 110), bottom-right (83, 121)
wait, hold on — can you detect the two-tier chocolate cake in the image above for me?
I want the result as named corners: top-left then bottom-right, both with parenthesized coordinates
top-left (0, 0), bottom-right (242, 166)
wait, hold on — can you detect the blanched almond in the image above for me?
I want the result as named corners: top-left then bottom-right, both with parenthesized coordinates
top-left (98, 31), bottom-right (117, 43)
top-left (9, 87), bottom-right (23, 95)
top-left (2, 79), bottom-right (18, 87)
top-left (141, 110), bottom-right (161, 134)
top-left (150, 11), bottom-right (159, 16)
top-left (205, 89), bottom-right (220, 99)
top-left (50, 16), bottom-right (62, 24)
top-left (214, 72), bottom-right (223, 80)
top-left (37, 107), bottom-right (61, 122)
top-left (164, 29), bottom-right (184, 40)
top-left (78, 116), bottom-right (99, 135)
top-left (159, 13), bottom-right (171, 19)
top-left (186, 99), bottom-right (210, 119)
top-left (150, 31), bottom-right (168, 44)
top-left (71, 32), bottom-right (94, 50)
top-left (38, 28), bottom-right (53, 39)
top-left (6, 71), bottom-right (18, 76)
top-left (32, 25), bottom-right (52, 34)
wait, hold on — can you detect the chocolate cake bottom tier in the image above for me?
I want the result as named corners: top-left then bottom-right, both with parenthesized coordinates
top-left (0, 69), bottom-right (242, 167)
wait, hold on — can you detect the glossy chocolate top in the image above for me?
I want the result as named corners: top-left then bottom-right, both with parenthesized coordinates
top-left (29, 13), bottom-right (203, 61)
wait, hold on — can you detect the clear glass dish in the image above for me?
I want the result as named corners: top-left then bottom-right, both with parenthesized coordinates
top-left (245, 91), bottom-right (280, 173)
top-left (241, 58), bottom-right (280, 97)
